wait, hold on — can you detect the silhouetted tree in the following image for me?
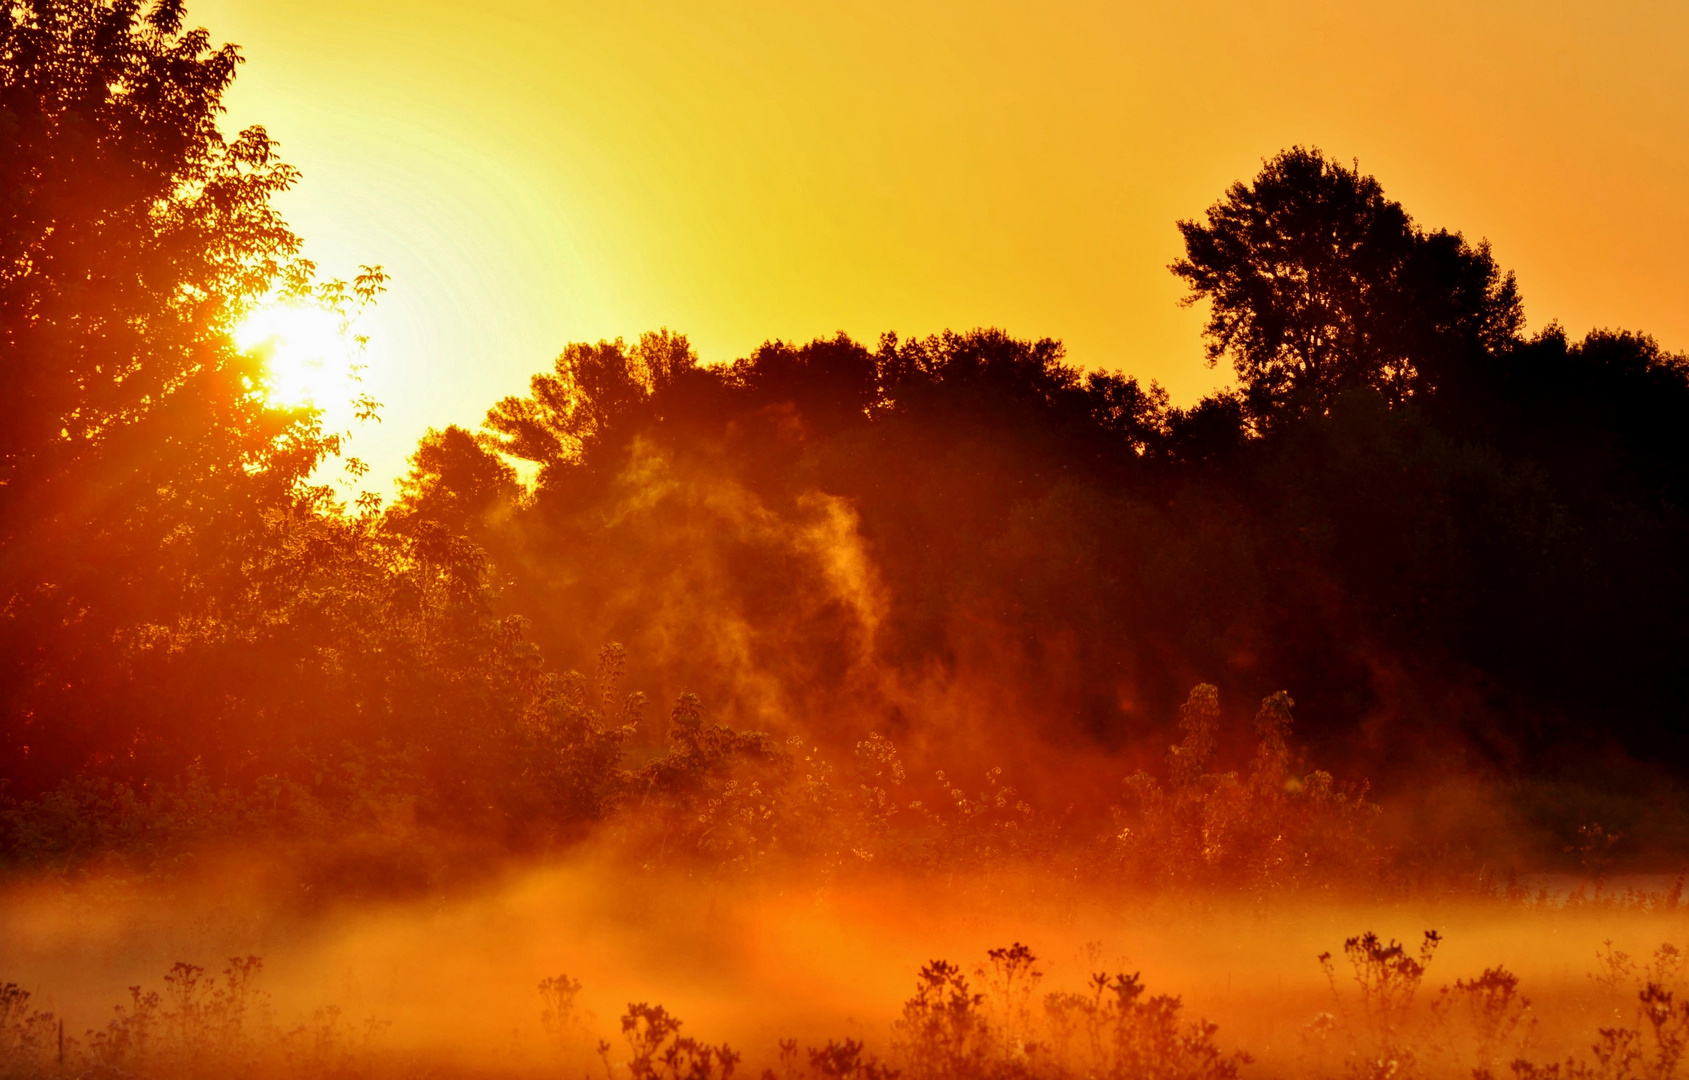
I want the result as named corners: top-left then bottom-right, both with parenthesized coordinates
top-left (0, 3), bottom-right (553, 821)
top-left (728, 332), bottom-right (879, 433)
top-left (483, 329), bottom-right (698, 487)
top-left (393, 425), bottom-right (519, 536)
top-left (0, 0), bottom-right (330, 513)
top-left (1172, 147), bottom-right (1521, 425)
top-left (0, 0), bottom-right (349, 783)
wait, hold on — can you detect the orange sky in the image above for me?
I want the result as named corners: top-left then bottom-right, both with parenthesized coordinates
top-left (198, 0), bottom-right (1689, 492)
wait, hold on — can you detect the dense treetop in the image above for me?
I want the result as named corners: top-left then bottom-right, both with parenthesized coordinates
top-left (1172, 147), bottom-right (1524, 423)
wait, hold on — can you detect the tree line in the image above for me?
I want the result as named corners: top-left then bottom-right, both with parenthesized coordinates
top-left (3, 0), bottom-right (1687, 871)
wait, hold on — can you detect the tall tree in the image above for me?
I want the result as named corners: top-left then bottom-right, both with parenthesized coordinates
top-left (1172, 147), bottom-right (1521, 425)
top-left (0, 0), bottom-right (318, 499)
top-left (483, 329), bottom-right (698, 489)
top-left (0, 0), bottom-right (341, 782)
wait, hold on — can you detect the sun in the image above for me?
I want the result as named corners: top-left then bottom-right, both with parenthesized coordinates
top-left (235, 302), bottom-right (358, 408)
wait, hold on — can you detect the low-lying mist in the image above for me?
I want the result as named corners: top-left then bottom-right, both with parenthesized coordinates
top-left (6, 852), bottom-right (1689, 1079)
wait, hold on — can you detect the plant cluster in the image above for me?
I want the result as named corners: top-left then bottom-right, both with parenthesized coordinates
top-left (1111, 685), bottom-right (1383, 891)
top-left (18, 930), bottom-right (1689, 1080)
top-left (0, 957), bottom-right (385, 1080)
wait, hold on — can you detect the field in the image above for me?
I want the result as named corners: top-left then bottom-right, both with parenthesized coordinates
top-left (7, 855), bottom-right (1689, 1078)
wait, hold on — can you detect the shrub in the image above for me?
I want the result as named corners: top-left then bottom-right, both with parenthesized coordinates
top-left (1112, 684), bottom-right (1383, 891)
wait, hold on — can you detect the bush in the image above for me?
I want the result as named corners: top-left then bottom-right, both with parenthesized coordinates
top-left (1111, 685), bottom-right (1383, 891)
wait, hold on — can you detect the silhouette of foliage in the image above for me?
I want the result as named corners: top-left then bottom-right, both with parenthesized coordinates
top-left (1172, 146), bottom-right (1522, 423)
top-left (1113, 685), bottom-right (1381, 890)
top-left (5, 0), bottom-right (1689, 891)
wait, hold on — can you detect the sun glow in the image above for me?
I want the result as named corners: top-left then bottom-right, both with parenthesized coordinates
top-left (236, 302), bottom-right (360, 408)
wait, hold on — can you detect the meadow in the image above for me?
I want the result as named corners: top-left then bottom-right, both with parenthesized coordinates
top-left (7, 859), bottom-right (1689, 1079)
top-left (6, 688), bottom-right (1689, 1080)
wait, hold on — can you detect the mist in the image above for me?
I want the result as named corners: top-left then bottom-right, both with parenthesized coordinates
top-left (9, 851), bottom-right (1689, 1078)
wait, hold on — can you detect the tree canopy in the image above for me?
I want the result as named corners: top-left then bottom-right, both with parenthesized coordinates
top-left (1172, 147), bottom-right (1523, 424)
top-left (0, 0), bottom-right (519, 804)
top-left (5, 4), bottom-right (1689, 878)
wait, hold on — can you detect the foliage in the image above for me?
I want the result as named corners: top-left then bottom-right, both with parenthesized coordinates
top-left (1508, 940), bottom-right (1689, 1080)
top-left (1111, 685), bottom-right (1383, 891)
top-left (0, 955), bottom-right (386, 1080)
top-left (0, 981), bottom-right (60, 1079)
top-left (893, 960), bottom-right (991, 1080)
top-left (1042, 972), bottom-right (1247, 1080)
top-left (881, 943), bottom-right (1247, 1080)
top-left (6, 0), bottom-right (1689, 893)
top-left (0, 0), bottom-right (403, 799)
top-left (1431, 967), bottom-right (1535, 1077)
top-left (28, 931), bottom-right (1689, 1080)
top-left (620, 1002), bottom-right (741, 1080)
top-left (1172, 146), bottom-right (1522, 423)
top-left (483, 329), bottom-right (701, 486)
top-left (451, 272), bottom-right (1689, 823)
top-left (1314, 930), bottom-right (1444, 1077)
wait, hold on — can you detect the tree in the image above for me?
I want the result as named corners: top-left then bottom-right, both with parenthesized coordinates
top-left (393, 425), bottom-right (520, 537)
top-left (727, 331), bottom-right (880, 433)
top-left (483, 329), bottom-right (697, 487)
top-left (0, 0), bottom-right (321, 505)
top-left (1172, 147), bottom-right (1521, 425)
top-left (0, 0), bottom-right (373, 786)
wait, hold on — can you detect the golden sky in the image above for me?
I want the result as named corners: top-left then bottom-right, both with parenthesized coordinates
top-left (200, 0), bottom-right (1689, 492)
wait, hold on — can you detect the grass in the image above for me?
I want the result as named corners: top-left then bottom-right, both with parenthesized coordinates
top-left (13, 918), bottom-right (1689, 1080)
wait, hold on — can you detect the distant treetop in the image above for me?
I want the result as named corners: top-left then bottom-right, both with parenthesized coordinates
top-left (1172, 146), bottom-right (1523, 427)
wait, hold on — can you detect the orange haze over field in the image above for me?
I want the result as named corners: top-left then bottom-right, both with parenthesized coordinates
top-left (196, 0), bottom-right (1689, 493)
top-left (6, 861), bottom-right (1686, 1074)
